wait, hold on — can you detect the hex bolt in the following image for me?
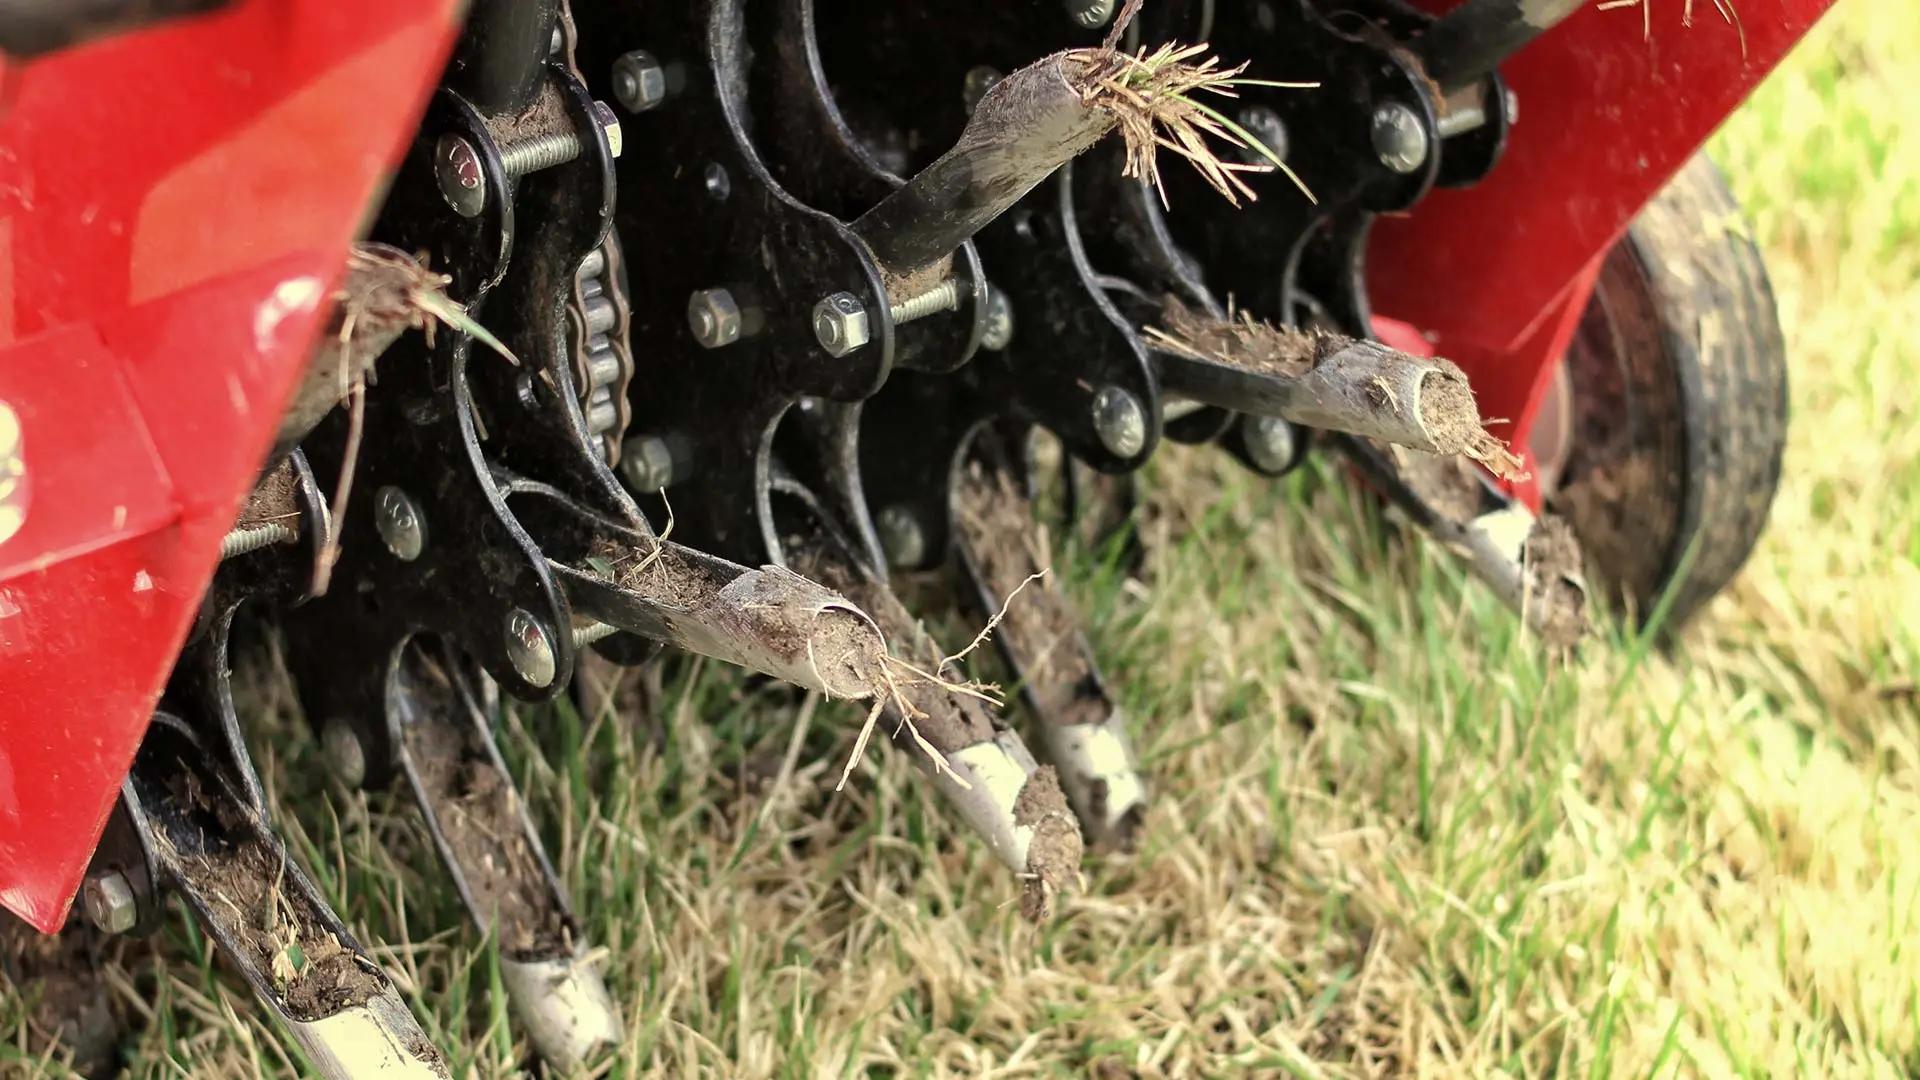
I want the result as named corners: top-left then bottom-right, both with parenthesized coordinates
top-left (434, 106), bottom-right (623, 220)
top-left (612, 50), bottom-right (668, 113)
top-left (220, 522), bottom-right (297, 559)
top-left (1236, 105), bottom-right (1288, 164)
top-left (875, 504), bottom-right (928, 569)
top-left (812, 279), bottom-right (961, 357)
top-left (374, 485), bottom-right (425, 562)
top-left (962, 66), bottom-right (1004, 115)
top-left (703, 161), bottom-right (730, 201)
top-left (981, 284), bottom-right (1014, 351)
top-left (1066, 0), bottom-right (1117, 29)
top-left (1242, 415), bottom-right (1299, 474)
top-left (892, 278), bottom-right (963, 323)
top-left (1091, 386), bottom-right (1147, 459)
top-left (81, 872), bottom-right (137, 936)
top-left (498, 130), bottom-right (584, 177)
top-left (504, 608), bottom-right (557, 688)
top-left (1371, 102), bottom-right (1431, 174)
top-left (573, 620), bottom-right (618, 649)
top-left (320, 719), bottom-right (367, 789)
top-left (688, 288), bottom-right (744, 349)
top-left (435, 134), bottom-right (487, 218)
top-left (619, 433), bottom-right (679, 492)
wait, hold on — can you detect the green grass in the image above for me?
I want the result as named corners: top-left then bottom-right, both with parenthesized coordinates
top-left (7, 0), bottom-right (1919, 1076)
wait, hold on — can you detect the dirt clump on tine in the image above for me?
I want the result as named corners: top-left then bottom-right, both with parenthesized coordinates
top-left (955, 466), bottom-right (1107, 728)
top-left (586, 536), bottom-right (884, 700)
top-left (234, 454), bottom-right (302, 532)
top-left (1522, 516), bottom-right (1591, 649)
top-left (1014, 765), bottom-right (1084, 922)
top-left (792, 551), bottom-right (996, 755)
top-left (791, 547), bottom-right (1084, 922)
top-left (401, 668), bottom-right (568, 960)
top-left (161, 772), bottom-right (384, 1022)
top-left (1415, 370), bottom-right (1528, 481)
top-left (1146, 293), bottom-right (1332, 378)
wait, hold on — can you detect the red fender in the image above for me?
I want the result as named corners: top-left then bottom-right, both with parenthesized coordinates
top-left (0, 0), bottom-right (465, 933)
top-left (1370, 0), bottom-right (1839, 505)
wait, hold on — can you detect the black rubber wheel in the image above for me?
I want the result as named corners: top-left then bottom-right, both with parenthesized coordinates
top-left (1534, 151), bottom-right (1789, 632)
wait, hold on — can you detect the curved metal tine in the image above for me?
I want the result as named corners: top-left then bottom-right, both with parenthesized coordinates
top-left (501, 477), bottom-right (885, 699)
top-left (123, 715), bottom-right (451, 1080)
top-left (949, 425), bottom-right (1147, 852)
top-left (1336, 434), bottom-right (1591, 648)
top-left (387, 637), bottom-right (622, 1069)
top-left (768, 475), bottom-right (1086, 922)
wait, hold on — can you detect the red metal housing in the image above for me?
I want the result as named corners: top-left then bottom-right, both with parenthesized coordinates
top-left (1372, 0), bottom-right (1836, 503)
top-left (0, 0), bottom-right (464, 932)
top-left (0, 0), bottom-right (1836, 932)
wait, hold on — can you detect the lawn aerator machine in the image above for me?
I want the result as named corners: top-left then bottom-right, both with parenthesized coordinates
top-left (0, 0), bottom-right (1833, 1073)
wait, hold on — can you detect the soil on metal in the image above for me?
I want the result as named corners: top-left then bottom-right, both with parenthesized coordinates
top-left (235, 456), bottom-right (301, 531)
top-left (792, 550), bottom-right (997, 753)
top-left (955, 466), bottom-right (1108, 729)
top-left (588, 537), bottom-right (886, 701)
top-left (591, 536), bottom-right (721, 610)
top-left (1014, 766), bottom-right (1084, 923)
top-left (882, 254), bottom-right (955, 307)
top-left (1147, 294), bottom-right (1330, 377)
top-left (1521, 516), bottom-right (1592, 649)
top-left (160, 771), bottom-right (385, 1023)
top-left (402, 705), bottom-right (568, 960)
top-left (483, 78), bottom-right (571, 149)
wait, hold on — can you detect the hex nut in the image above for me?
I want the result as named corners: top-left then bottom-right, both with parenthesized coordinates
top-left (687, 288), bottom-right (744, 349)
top-left (612, 50), bottom-right (668, 113)
top-left (1242, 415), bottom-right (1298, 474)
top-left (875, 504), bottom-right (928, 569)
top-left (82, 873), bottom-right (137, 936)
top-left (620, 434), bottom-right (677, 492)
top-left (812, 292), bottom-right (872, 357)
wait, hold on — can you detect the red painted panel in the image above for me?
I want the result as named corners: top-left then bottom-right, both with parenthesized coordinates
top-left (1370, 0), bottom-right (1837, 445)
top-left (0, 0), bottom-right (464, 932)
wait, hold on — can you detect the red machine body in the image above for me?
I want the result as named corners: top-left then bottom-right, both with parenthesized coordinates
top-left (0, 0), bottom-right (465, 932)
top-left (0, 0), bottom-right (1835, 933)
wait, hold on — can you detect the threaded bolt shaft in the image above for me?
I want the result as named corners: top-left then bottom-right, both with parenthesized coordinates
top-left (500, 131), bottom-right (583, 177)
top-left (890, 279), bottom-right (961, 325)
top-left (221, 522), bottom-right (298, 559)
top-left (573, 620), bottom-right (619, 649)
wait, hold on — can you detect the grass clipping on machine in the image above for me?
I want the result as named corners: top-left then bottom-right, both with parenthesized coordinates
top-left (1062, 4), bottom-right (1316, 208)
top-left (302, 244), bottom-right (520, 596)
